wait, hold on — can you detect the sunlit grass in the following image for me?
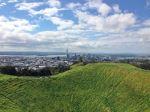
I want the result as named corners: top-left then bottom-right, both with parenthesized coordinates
top-left (0, 63), bottom-right (150, 112)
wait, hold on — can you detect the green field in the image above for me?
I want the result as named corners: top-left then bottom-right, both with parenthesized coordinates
top-left (0, 63), bottom-right (150, 112)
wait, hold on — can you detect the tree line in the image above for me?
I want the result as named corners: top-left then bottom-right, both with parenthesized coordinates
top-left (119, 59), bottom-right (150, 70)
top-left (0, 64), bottom-right (70, 76)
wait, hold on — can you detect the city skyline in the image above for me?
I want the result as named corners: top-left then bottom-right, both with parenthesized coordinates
top-left (0, 0), bottom-right (150, 54)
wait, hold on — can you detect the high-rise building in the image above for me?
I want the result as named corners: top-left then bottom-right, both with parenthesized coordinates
top-left (66, 48), bottom-right (69, 59)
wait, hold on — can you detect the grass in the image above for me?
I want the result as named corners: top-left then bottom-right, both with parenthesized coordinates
top-left (0, 63), bottom-right (150, 112)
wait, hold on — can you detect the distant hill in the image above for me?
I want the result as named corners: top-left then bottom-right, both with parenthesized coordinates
top-left (0, 63), bottom-right (150, 112)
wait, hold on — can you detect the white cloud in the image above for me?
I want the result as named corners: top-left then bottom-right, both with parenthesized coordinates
top-left (98, 3), bottom-right (112, 16)
top-left (0, 2), bottom-right (6, 7)
top-left (51, 17), bottom-right (74, 30)
top-left (16, 2), bottom-right (43, 10)
top-left (87, 0), bottom-right (102, 9)
top-left (87, 0), bottom-right (111, 16)
top-left (0, 15), bottom-right (37, 45)
top-left (66, 0), bottom-right (136, 32)
top-left (15, 1), bottom-right (73, 30)
top-left (0, 0), bottom-right (149, 53)
top-left (0, 19), bottom-right (150, 53)
top-left (137, 27), bottom-right (150, 41)
top-left (0, 16), bottom-right (37, 32)
top-left (15, 2), bottom-right (44, 15)
top-left (47, 0), bottom-right (61, 8)
top-left (105, 13), bottom-right (136, 32)
top-left (146, 0), bottom-right (150, 8)
top-left (15, 0), bottom-right (62, 16)
top-left (75, 10), bottom-right (136, 32)
top-left (142, 19), bottom-right (150, 26)
top-left (31, 28), bottom-right (150, 53)
top-left (37, 7), bottom-right (59, 17)
top-left (113, 4), bottom-right (121, 13)
top-left (66, 2), bottom-right (81, 10)
top-left (8, 0), bottom-right (18, 3)
top-left (15, 1), bottom-right (61, 18)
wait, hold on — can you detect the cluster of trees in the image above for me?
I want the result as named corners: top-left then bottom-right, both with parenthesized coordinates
top-left (0, 64), bottom-right (70, 76)
top-left (132, 62), bottom-right (150, 70)
top-left (119, 59), bottom-right (150, 70)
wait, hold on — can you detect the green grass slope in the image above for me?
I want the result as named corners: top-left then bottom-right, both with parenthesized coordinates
top-left (0, 63), bottom-right (150, 112)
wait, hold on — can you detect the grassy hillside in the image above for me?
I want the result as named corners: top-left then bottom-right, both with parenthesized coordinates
top-left (0, 63), bottom-right (150, 112)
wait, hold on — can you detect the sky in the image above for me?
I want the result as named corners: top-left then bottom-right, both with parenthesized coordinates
top-left (0, 0), bottom-right (150, 54)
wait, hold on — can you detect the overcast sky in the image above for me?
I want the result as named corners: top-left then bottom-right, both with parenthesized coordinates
top-left (0, 0), bottom-right (150, 54)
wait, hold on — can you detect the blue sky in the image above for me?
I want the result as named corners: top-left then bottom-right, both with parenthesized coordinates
top-left (0, 0), bottom-right (150, 54)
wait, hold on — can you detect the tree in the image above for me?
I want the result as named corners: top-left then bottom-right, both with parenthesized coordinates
top-left (0, 66), bottom-right (17, 75)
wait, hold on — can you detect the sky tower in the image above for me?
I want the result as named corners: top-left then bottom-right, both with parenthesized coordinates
top-left (66, 48), bottom-right (69, 59)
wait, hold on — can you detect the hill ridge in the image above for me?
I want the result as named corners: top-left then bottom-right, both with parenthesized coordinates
top-left (0, 63), bottom-right (150, 112)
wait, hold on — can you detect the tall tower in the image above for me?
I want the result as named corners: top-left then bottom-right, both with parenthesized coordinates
top-left (66, 48), bottom-right (69, 59)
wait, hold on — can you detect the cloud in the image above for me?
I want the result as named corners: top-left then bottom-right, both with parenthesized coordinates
top-left (113, 4), bottom-right (121, 13)
top-left (97, 3), bottom-right (112, 16)
top-left (87, 0), bottom-right (112, 16)
top-left (15, 1), bottom-right (74, 30)
top-left (15, 1), bottom-right (62, 20)
top-left (0, 15), bottom-right (37, 47)
top-left (65, 0), bottom-right (136, 32)
top-left (0, 25), bottom-right (150, 53)
top-left (75, 10), bottom-right (136, 32)
top-left (37, 7), bottom-right (59, 17)
top-left (35, 22), bottom-right (149, 53)
top-left (66, 2), bottom-right (81, 10)
top-left (142, 19), bottom-right (150, 26)
top-left (146, 0), bottom-right (150, 8)
top-left (0, 2), bottom-right (6, 7)
top-left (0, 16), bottom-right (37, 32)
top-left (47, 0), bottom-right (61, 8)
top-left (15, 0), bottom-right (62, 16)
top-left (50, 17), bottom-right (74, 30)
top-left (105, 13), bottom-right (136, 32)
top-left (0, 0), bottom-right (149, 53)
top-left (8, 0), bottom-right (18, 3)
top-left (15, 2), bottom-right (44, 15)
